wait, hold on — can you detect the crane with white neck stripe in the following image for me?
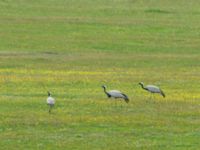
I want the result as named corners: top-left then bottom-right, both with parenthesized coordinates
top-left (47, 91), bottom-right (55, 113)
top-left (102, 85), bottom-right (129, 103)
top-left (139, 82), bottom-right (165, 98)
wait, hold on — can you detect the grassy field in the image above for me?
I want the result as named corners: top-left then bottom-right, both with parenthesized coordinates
top-left (0, 0), bottom-right (200, 149)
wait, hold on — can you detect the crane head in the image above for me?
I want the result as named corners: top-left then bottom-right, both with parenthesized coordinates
top-left (101, 85), bottom-right (106, 89)
top-left (139, 82), bottom-right (144, 86)
top-left (47, 91), bottom-right (51, 96)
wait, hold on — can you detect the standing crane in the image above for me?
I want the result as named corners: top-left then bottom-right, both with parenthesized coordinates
top-left (139, 82), bottom-right (165, 98)
top-left (46, 91), bottom-right (55, 113)
top-left (102, 85), bottom-right (129, 103)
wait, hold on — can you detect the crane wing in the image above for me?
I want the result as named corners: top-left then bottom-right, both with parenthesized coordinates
top-left (108, 90), bottom-right (126, 98)
top-left (146, 85), bottom-right (160, 93)
top-left (109, 90), bottom-right (122, 93)
top-left (47, 97), bottom-right (55, 105)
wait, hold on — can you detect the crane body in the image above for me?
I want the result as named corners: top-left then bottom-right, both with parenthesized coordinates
top-left (102, 85), bottom-right (129, 103)
top-left (47, 91), bottom-right (55, 113)
top-left (139, 82), bottom-right (165, 97)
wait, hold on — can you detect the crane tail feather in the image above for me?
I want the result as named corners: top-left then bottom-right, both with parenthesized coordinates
top-left (161, 90), bottom-right (165, 98)
top-left (122, 94), bottom-right (129, 103)
top-left (124, 98), bottom-right (129, 103)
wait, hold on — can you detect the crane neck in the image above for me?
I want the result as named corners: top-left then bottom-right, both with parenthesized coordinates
top-left (103, 86), bottom-right (108, 94)
top-left (48, 92), bottom-right (51, 97)
top-left (140, 83), bottom-right (147, 90)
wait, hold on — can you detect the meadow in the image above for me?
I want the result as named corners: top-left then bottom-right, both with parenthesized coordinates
top-left (0, 0), bottom-right (200, 149)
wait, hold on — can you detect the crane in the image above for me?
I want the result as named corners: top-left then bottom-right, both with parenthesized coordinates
top-left (102, 85), bottom-right (129, 103)
top-left (46, 91), bottom-right (55, 113)
top-left (139, 82), bottom-right (165, 98)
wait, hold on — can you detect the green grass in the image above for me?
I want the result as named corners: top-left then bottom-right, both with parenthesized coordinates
top-left (0, 0), bottom-right (200, 149)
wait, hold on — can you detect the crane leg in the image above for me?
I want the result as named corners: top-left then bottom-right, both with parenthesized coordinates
top-left (115, 101), bottom-right (117, 107)
top-left (149, 94), bottom-right (152, 100)
top-left (150, 94), bottom-right (152, 99)
top-left (49, 107), bottom-right (51, 114)
top-left (49, 105), bottom-right (53, 114)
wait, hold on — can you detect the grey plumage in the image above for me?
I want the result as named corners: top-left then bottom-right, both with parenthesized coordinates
top-left (46, 91), bottom-right (55, 113)
top-left (139, 82), bottom-right (165, 97)
top-left (102, 85), bottom-right (129, 103)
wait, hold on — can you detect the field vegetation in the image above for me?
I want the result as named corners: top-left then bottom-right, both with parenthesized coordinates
top-left (0, 0), bottom-right (199, 149)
